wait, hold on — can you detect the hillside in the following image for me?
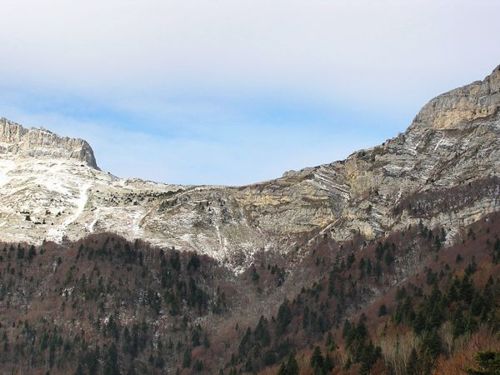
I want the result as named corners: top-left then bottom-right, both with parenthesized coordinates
top-left (0, 66), bottom-right (499, 270)
top-left (0, 210), bottom-right (498, 374)
top-left (0, 66), bottom-right (499, 374)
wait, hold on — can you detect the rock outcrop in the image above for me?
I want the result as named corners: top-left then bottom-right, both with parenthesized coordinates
top-left (411, 65), bottom-right (500, 130)
top-left (0, 118), bottom-right (98, 168)
top-left (0, 66), bottom-right (498, 270)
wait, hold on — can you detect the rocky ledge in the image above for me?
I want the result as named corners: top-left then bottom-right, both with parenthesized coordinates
top-left (0, 117), bottom-right (98, 168)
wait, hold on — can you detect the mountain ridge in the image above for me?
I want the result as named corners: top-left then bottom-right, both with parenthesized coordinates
top-left (0, 66), bottom-right (498, 270)
top-left (0, 66), bottom-right (499, 375)
top-left (0, 117), bottom-right (98, 169)
top-left (410, 64), bottom-right (500, 130)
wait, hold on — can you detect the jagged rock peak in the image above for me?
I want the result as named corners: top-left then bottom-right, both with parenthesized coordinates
top-left (0, 117), bottom-right (98, 169)
top-left (411, 64), bottom-right (500, 131)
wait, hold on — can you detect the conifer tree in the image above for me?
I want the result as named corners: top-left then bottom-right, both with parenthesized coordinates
top-left (310, 346), bottom-right (324, 374)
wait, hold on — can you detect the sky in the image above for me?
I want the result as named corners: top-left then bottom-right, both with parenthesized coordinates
top-left (0, 0), bottom-right (499, 185)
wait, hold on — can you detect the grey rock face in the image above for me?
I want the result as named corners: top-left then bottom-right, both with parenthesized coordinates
top-left (0, 118), bottom-right (98, 168)
top-left (0, 66), bottom-right (498, 270)
top-left (411, 64), bottom-right (500, 130)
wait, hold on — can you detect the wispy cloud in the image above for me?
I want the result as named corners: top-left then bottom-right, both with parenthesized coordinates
top-left (0, 93), bottom-right (392, 185)
top-left (0, 0), bottom-right (499, 184)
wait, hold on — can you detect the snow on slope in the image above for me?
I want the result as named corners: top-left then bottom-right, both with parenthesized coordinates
top-left (0, 160), bottom-right (15, 187)
top-left (0, 66), bottom-right (499, 270)
top-left (46, 182), bottom-right (91, 243)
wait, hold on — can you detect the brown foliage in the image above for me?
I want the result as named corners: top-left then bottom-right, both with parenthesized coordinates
top-left (433, 328), bottom-right (500, 375)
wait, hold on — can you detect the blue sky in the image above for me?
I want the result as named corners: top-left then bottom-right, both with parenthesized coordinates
top-left (1, 0), bottom-right (499, 185)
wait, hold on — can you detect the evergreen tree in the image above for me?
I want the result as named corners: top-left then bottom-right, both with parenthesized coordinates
top-left (276, 300), bottom-right (292, 335)
top-left (406, 348), bottom-right (419, 375)
top-left (16, 246), bottom-right (25, 260)
top-left (193, 360), bottom-right (204, 372)
top-left (452, 309), bottom-right (466, 338)
top-left (182, 348), bottom-right (191, 369)
top-left (466, 351), bottom-right (500, 375)
top-left (28, 245), bottom-right (36, 261)
top-left (310, 346), bottom-right (324, 374)
top-left (323, 353), bottom-right (334, 373)
top-left (378, 304), bottom-right (387, 317)
top-left (277, 362), bottom-right (287, 375)
top-left (384, 250), bottom-right (394, 266)
top-left (434, 235), bottom-right (442, 251)
top-left (326, 332), bottom-right (335, 352)
top-left (278, 354), bottom-right (299, 375)
top-left (421, 330), bottom-right (442, 359)
top-left (74, 364), bottom-right (84, 375)
top-left (254, 316), bottom-right (271, 346)
top-left (287, 354), bottom-right (299, 375)
top-left (103, 343), bottom-right (120, 375)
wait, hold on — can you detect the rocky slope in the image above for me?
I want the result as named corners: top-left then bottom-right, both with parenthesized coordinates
top-left (0, 119), bottom-right (98, 168)
top-left (0, 66), bottom-right (499, 375)
top-left (0, 66), bottom-right (499, 270)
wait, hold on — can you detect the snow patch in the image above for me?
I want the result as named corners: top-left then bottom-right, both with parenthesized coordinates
top-left (46, 182), bottom-right (91, 242)
top-left (0, 170), bottom-right (7, 186)
top-left (0, 160), bottom-right (15, 187)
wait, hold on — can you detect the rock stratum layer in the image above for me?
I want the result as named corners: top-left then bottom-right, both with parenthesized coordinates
top-left (0, 118), bottom-right (98, 168)
top-left (0, 66), bottom-right (499, 269)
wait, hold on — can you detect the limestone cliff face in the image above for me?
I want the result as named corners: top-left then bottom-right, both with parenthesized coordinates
top-left (0, 66), bottom-right (498, 270)
top-left (411, 65), bottom-right (500, 130)
top-left (321, 66), bottom-right (500, 241)
top-left (0, 118), bottom-right (98, 169)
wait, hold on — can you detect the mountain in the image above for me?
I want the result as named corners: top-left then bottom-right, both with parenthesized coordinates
top-left (0, 66), bottom-right (498, 375)
top-left (1, 66), bottom-right (499, 271)
top-left (0, 119), bottom-right (98, 168)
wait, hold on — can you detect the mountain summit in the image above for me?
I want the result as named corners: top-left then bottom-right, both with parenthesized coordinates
top-left (411, 64), bottom-right (500, 130)
top-left (0, 117), bottom-right (98, 168)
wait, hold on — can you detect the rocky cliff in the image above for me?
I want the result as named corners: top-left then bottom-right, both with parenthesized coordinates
top-left (0, 117), bottom-right (98, 168)
top-left (0, 66), bottom-right (498, 270)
